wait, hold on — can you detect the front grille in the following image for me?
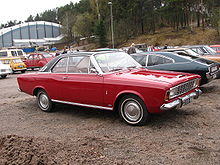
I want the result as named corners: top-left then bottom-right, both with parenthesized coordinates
top-left (0, 69), bottom-right (6, 72)
top-left (169, 79), bottom-right (198, 99)
top-left (176, 80), bottom-right (195, 95)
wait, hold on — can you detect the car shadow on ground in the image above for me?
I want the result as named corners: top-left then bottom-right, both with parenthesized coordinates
top-left (50, 102), bottom-right (199, 127)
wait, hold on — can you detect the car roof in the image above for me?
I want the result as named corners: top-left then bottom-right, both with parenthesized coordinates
top-left (131, 51), bottom-right (185, 60)
top-left (41, 51), bottom-right (126, 72)
top-left (59, 51), bottom-right (123, 57)
top-left (159, 47), bottom-right (189, 51)
top-left (210, 45), bottom-right (220, 47)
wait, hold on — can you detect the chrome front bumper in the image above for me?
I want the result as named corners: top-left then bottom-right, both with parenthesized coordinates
top-left (160, 89), bottom-right (202, 111)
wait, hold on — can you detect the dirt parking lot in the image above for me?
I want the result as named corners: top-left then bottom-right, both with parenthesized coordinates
top-left (0, 72), bottom-right (220, 165)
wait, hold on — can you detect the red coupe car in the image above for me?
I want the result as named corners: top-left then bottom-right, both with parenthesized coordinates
top-left (24, 53), bottom-right (54, 70)
top-left (17, 51), bottom-right (202, 125)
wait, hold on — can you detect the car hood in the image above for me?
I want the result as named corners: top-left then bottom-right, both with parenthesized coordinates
top-left (108, 68), bottom-right (198, 87)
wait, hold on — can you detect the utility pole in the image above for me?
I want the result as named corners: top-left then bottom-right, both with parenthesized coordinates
top-left (108, 1), bottom-right (114, 48)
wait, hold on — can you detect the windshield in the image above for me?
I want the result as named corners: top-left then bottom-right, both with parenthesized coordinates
top-left (204, 46), bottom-right (217, 54)
top-left (176, 53), bottom-right (199, 60)
top-left (95, 52), bottom-right (141, 73)
top-left (13, 59), bottom-right (23, 63)
top-left (185, 49), bottom-right (200, 56)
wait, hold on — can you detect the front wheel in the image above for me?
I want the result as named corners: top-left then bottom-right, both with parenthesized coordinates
top-left (118, 95), bottom-right (149, 126)
top-left (37, 90), bottom-right (54, 112)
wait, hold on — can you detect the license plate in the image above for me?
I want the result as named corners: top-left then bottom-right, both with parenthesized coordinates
top-left (211, 66), bottom-right (218, 72)
top-left (182, 97), bottom-right (192, 105)
top-left (213, 74), bottom-right (217, 79)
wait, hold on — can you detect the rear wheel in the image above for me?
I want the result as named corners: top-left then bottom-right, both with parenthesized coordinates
top-left (37, 90), bottom-right (54, 112)
top-left (1, 75), bottom-right (7, 78)
top-left (118, 95), bottom-right (149, 126)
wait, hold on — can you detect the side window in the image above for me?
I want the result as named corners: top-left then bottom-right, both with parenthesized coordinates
top-left (132, 55), bottom-right (146, 66)
top-left (147, 55), bottom-right (173, 66)
top-left (38, 55), bottom-right (43, 59)
top-left (11, 51), bottom-right (17, 56)
top-left (176, 51), bottom-right (188, 55)
top-left (28, 55), bottom-right (33, 60)
top-left (1, 60), bottom-right (10, 64)
top-left (68, 56), bottom-right (90, 73)
top-left (52, 57), bottom-right (68, 73)
top-left (0, 51), bottom-right (7, 57)
top-left (17, 51), bottom-right (23, 56)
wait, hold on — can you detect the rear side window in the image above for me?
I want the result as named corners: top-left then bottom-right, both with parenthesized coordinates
top-left (1, 60), bottom-right (10, 64)
top-left (68, 56), bottom-right (90, 73)
top-left (52, 57), bottom-right (68, 73)
top-left (132, 55), bottom-right (147, 66)
top-left (0, 51), bottom-right (7, 57)
top-left (147, 55), bottom-right (173, 66)
top-left (17, 51), bottom-right (23, 55)
top-left (11, 51), bottom-right (17, 56)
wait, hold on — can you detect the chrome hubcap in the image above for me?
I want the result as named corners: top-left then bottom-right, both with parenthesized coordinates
top-left (39, 93), bottom-right (49, 109)
top-left (123, 100), bottom-right (141, 121)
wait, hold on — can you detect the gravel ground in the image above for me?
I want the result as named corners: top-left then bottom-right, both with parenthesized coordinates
top-left (0, 72), bottom-right (219, 165)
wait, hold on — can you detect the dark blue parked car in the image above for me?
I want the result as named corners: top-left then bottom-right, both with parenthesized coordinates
top-left (130, 52), bottom-right (220, 85)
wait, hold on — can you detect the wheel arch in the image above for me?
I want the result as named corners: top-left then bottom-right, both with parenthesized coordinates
top-left (33, 86), bottom-right (47, 96)
top-left (113, 91), bottom-right (146, 111)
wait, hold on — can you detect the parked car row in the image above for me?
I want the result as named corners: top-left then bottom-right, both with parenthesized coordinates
top-left (0, 51), bottom-right (55, 78)
top-left (7, 44), bottom-right (220, 125)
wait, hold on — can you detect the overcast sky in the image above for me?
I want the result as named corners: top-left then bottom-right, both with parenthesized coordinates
top-left (0, 0), bottom-right (80, 24)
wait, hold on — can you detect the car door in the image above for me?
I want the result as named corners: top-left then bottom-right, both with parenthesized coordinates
top-left (60, 56), bottom-right (104, 107)
top-left (33, 54), bottom-right (41, 67)
top-left (25, 55), bottom-right (35, 68)
top-left (48, 56), bottom-right (69, 101)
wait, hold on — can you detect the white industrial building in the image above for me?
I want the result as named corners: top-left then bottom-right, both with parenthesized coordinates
top-left (0, 21), bottom-right (63, 48)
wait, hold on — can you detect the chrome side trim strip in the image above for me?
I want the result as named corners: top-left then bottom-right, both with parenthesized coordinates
top-left (51, 99), bottom-right (113, 110)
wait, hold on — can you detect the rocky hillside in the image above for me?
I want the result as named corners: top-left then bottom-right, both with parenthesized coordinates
top-left (121, 28), bottom-right (220, 47)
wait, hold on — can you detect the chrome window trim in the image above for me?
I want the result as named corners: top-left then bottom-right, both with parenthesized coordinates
top-left (50, 56), bottom-right (69, 73)
top-left (51, 99), bottom-right (113, 110)
top-left (90, 55), bottom-right (104, 74)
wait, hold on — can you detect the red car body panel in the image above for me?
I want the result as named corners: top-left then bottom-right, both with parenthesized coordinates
top-left (17, 68), bottom-right (201, 113)
top-left (24, 53), bottom-right (53, 69)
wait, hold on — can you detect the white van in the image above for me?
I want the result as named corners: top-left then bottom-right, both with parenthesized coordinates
top-left (0, 60), bottom-right (12, 78)
top-left (0, 49), bottom-right (27, 58)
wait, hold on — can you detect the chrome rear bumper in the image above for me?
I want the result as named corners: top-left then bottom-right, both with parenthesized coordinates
top-left (160, 89), bottom-right (202, 111)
